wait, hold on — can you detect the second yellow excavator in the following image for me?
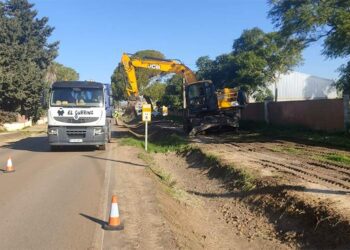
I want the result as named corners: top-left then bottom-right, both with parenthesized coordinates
top-left (121, 53), bottom-right (247, 135)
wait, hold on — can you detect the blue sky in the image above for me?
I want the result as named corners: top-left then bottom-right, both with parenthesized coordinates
top-left (32, 0), bottom-right (345, 83)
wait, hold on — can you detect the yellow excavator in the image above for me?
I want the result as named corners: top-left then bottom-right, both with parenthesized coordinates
top-left (121, 53), bottom-right (246, 135)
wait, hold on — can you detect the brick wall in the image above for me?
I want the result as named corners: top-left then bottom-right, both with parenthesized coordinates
top-left (241, 102), bottom-right (265, 122)
top-left (241, 99), bottom-right (344, 132)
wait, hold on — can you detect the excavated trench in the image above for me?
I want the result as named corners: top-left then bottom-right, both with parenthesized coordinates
top-left (120, 120), bottom-right (350, 249)
top-left (146, 148), bottom-right (350, 249)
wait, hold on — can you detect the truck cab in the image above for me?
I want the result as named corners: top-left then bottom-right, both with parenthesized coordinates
top-left (47, 81), bottom-right (111, 150)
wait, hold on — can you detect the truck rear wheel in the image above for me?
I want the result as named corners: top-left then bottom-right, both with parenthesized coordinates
top-left (50, 145), bottom-right (59, 152)
top-left (99, 144), bottom-right (106, 150)
top-left (108, 129), bottom-right (112, 143)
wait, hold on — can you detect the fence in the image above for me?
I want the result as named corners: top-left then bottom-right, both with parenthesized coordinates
top-left (167, 98), bottom-right (347, 132)
top-left (241, 98), bottom-right (345, 132)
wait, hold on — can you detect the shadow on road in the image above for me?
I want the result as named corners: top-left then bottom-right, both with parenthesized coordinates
top-left (1, 136), bottom-right (97, 152)
top-left (83, 155), bottom-right (147, 167)
top-left (1, 136), bottom-right (49, 152)
top-left (80, 213), bottom-right (106, 228)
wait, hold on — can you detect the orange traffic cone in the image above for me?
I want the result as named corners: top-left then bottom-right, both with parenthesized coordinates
top-left (5, 157), bottom-right (15, 173)
top-left (103, 195), bottom-right (123, 230)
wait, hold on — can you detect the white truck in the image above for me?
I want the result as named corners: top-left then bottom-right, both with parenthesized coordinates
top-left (47, 81), bottom-right (112, 151)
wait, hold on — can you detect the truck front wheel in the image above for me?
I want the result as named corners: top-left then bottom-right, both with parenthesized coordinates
top-left (98, 144), bottom-right (106, 150)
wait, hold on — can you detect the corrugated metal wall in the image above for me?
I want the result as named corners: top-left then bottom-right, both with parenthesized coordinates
top-left (253, 71), bottom-right (338, 102)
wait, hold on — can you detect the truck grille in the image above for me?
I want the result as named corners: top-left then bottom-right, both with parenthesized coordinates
top-left (66, 128), bottom-right (87, 138)
top-left (54, 117), bottom-right (99, 123)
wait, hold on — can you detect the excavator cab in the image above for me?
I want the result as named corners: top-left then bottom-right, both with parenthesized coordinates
top-left (184, 80), bottom-right (243, 135)
top-left (185, 81), bottom-right (218, 115)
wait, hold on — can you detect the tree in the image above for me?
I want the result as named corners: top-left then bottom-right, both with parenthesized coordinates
top-left (232, 28), bottom-right (303, 94)
top-left (268, 0), bottom-right (350, 92)
top-left (196, 54), bottom-right (237, 89)
top-left (45, 62), bottom-right (79, 83)
top-left (132, 50), bottom-right (165, 93)
top-left (161, 74), bottom-right (183, 109)
top-left (196, 56), bottom-right (215, 81)
top-left (252, 86), bottom-right (274, 102)
top-left (143, 82), bottom-right (166, 101)
top-left (110, 63), bottom-right (127, 101)
top-left (335, 62), bottom-right (350, 94)
top-left (196, 28), bottom-right (303, 94)
top-left (0, 0), bottom-right (58, 119)
top-left (111, 50), bottom-right (165, 101)
top-left (52, 62), bottom-right (79, 81)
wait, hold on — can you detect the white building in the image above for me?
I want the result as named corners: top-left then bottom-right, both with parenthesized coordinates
top-left (253, 71), bottom-right (338, 102)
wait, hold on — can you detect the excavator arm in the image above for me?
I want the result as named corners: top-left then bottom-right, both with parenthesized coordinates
top-left (121, 53), bottom-right (139, 97)
top-left (121, 53), bottom-right (197, 97)
top-left (120, 52), bottom-right (244, 136)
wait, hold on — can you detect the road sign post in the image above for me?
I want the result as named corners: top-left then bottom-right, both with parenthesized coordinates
top-left (145, 120), bottom-right (148, 151)
top-left (142, 104), bottom-right (152, 151)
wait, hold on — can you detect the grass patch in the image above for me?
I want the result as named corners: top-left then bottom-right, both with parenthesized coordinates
top-left (312, 152), bottom-right (350, 166)
top-left (199, 151), bottom-right (256, 191)
top-left (270, 146), bottom-right (302, 154)
top-left (203, 152), bottom-right (220, 163)
top-left (138, 152), bottom-right (176, 187)
top-left (183, 147), bottom-right (257, 192)
top-left (315, 153), bottom-right (350, 166)
top-left (240, 121), bottom-right (350, 150)
top-left (138, 152), bottom-right (187, 200)
top-left (120, 133), bottom-right (188, 153)
top-left (226, 164), bottom-right (256, 192)
top-left (204, 152), bottom-right (256, 191)
top-left (150, 166), bottom-right (177, 188)
top-left (325, 153), bottom-right (350, 165)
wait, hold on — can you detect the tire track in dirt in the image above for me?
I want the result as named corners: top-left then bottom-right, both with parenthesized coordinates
top-left (197, 134), bottom-right (350, 193)
top-left (307, 161), bottom-right (350, 176)
top-left (259, 159), bottom-right (350, 190)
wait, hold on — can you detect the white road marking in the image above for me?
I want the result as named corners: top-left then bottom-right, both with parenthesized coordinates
top-left (90, 145), bottom-right (113, 250)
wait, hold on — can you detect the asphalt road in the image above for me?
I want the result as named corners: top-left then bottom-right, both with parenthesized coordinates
top-left (0, 126), bottom-right (174, 249)
top-left (0, 134), bottom-right (107, 249)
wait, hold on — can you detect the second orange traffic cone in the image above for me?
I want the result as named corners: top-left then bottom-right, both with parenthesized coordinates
top-left (5, 157), bottom-right (15, 173)
top-left (103, 195), bottom-right (123, 230)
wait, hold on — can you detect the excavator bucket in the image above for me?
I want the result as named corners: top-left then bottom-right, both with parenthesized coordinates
top-left (188, 111), bottom-right (240, 136)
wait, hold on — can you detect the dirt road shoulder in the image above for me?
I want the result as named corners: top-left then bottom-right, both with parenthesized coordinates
top-left (120, 120), bottom-right (350, 249)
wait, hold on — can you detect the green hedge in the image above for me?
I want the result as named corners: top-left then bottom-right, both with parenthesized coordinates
top-left (0, 111), bottom-right (18, 124)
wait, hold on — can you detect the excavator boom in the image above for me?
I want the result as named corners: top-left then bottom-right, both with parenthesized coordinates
top-left (121, 53), bottom-right (197, 97)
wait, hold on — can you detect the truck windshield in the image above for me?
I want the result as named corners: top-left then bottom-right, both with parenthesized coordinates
top-left (50, 87), bottom-right (104, 107)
